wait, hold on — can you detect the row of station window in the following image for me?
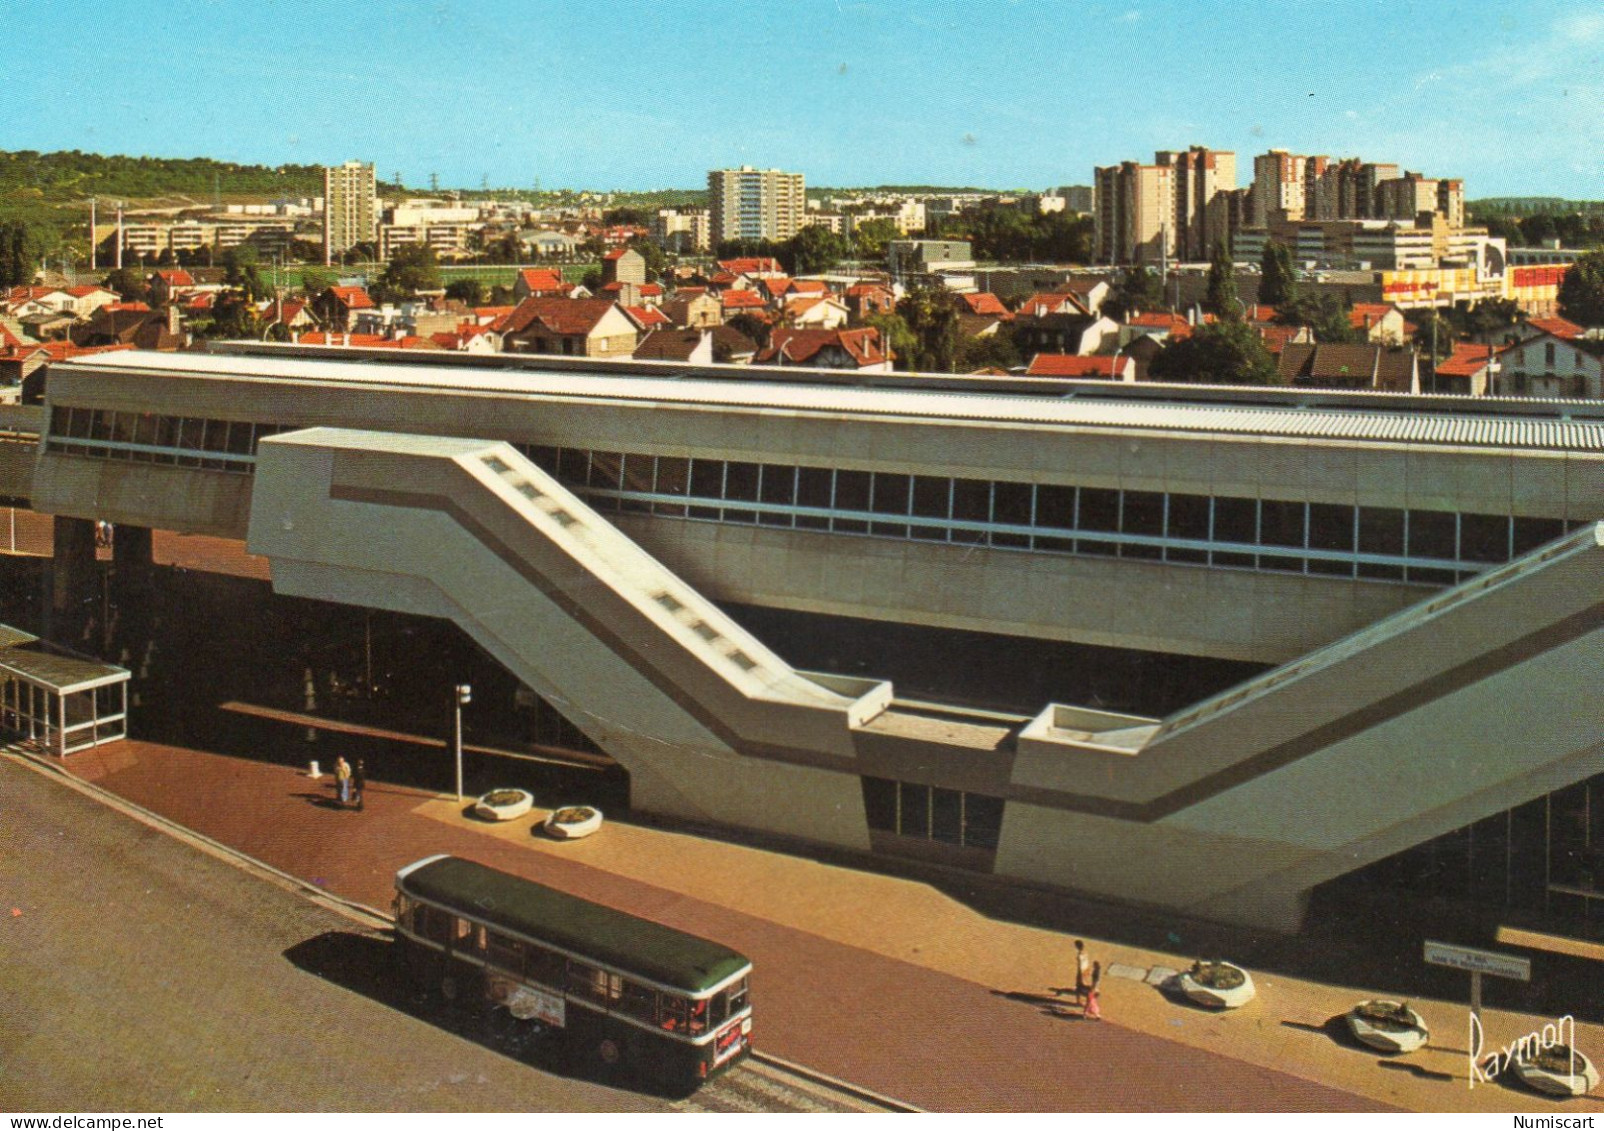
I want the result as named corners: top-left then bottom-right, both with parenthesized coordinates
top-left (517, 445), bottom-right (1580, 583)
top-left (42, 410), bottom-right (1585, 582)
top-left (860, 775), bottom-right (1006, 850)
top-left (396, 897), bottom-right (748, 1033)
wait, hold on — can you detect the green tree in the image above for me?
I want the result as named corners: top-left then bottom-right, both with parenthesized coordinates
top-left (222, 246), bottom-right (269, 302)
top-left (725, 312), bottom-right (772, 350)
top-left (602, 206), bottom-right (650, 227)
top-left (1147, 319), bottom-right (1277, 385)
top-left (444, 278), bottom-right (485, 306)
top-left (715, 237), bottom-right (781, 261)
top-left (1204, 241), bottom-right (1240, 318)
top-left (0, 221), bottom-right (33, 287)
top-left (783, 225), bottom-right (849, 275)
top-left (488, 284), bottom-right (514, 306)
top-left (580, 267), bottom-right (603, 291)
top-left (956, 331), bottom-right (1022, 372)
top-left (103, 266), bottom-right (149, 303)
top-left (1275, 292), bottom-right (1354, 343)
top-left (1101, 267), bottom-right (1163, 322)
top-left (1259, 240), bottom-right (1299, 307)
top-left (1409, 306), bottom-right (1456, 359)
top-left (297, 268), bottom-right (335, 296)
top-left (195, 291), bottom-right (261, 340)
top-left (864, 311), bottom-right (918, 370)
top-left (1557, 249), bottom-right (1604, 326)
top-left (896, 287), bottom-right (961, 372)
top-left (851, 218), bottom-right (900, 261)
top-left (628, 235), bottom-right (669, 281)
top-left (378, 243), bottom-right (441, 299)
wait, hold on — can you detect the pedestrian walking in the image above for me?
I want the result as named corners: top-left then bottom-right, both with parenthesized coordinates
top-left (1073, 939), bottom-right (1092, 1005)
top-left (352, 759), bottom-right (366, 812)
top-left (334, 756), bottom-right (352, 807)
top-left (1084, 961), bottom-right (1103, 1021)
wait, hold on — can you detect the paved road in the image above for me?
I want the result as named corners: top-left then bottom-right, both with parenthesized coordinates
top-left (0, 755), bottom-right (863, 1112)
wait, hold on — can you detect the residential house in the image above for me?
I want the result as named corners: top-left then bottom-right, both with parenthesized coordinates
top-left (958, 292), bottom-right (1013, 320)
top-left (1024, 353), bottom-right (1136, 381)
top-left (73, 304), bottom-right (184, 351)
top-left (1, 287), bottom-right (73, 319)
top-left (717, 257), bottom-right (786, 279)
top-left (1277, 343), bottom-right (1418, 392)
top-left (62, 286), bottom-right (121, 318)
top-left (1059, 277), bottom-right (1112, 316)
top-left (844, 283), bottom-right (895, 320)
top-left (720, 290), bottom-right (769, 318)
top-left (313, 285), bottom-right (375, 331)
top-left (754, 327), bottom-right (892, 372)
top-left (659, 292), bottom-right (722, 329)
top-left (1016, 299), bottom-right (1118, 356)
top-left (1349, 303), bottom-right (1410, 346)
top-left (708, 324), bottom-right (759, 364)
top-left (623, 305), bottom-right (671, 333)
top-left (633, 329), bottom-right (714, 364)
top-left (601, 247), bottom-right (646, 286)
top-left (148, 269), bottom-right (198, 305)
top-left (5, 341), bottom-right (135, 403)
top-left (429, 325), bottom-right (501, 354)
top-left (512, 268), bottom-right (572, 301)
top-left (261, 298), bottom-right (319, 334)
top-left (782, 295), bottom-right (849, 330)
top-left (1494, 331), bottom-right (1603, 398)
top-left (500, 297), bottom-right (639, 358)
top-left (1431, 343), bottom-right (1499, 396)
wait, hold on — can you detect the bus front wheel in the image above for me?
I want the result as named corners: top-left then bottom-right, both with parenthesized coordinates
top-left (597, 1037), bottom-right (622, 1066)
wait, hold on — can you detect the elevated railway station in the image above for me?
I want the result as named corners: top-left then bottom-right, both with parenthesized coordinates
top-left (3, 344), bottom-right (1602, 932)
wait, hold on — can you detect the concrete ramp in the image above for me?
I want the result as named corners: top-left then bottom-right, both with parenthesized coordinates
top-left (247, 427), bottom-right (885, 844)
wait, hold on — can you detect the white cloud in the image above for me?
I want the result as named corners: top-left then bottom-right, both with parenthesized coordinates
top-left (1117, 10), bottom-right (1141, 22)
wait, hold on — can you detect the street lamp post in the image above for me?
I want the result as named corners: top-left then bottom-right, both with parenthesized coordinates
top-left (453, 683), bottom-right (472, 802)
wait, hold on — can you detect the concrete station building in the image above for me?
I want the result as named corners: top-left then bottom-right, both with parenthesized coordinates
top-left (4, 345), bottom-right (1604, 934)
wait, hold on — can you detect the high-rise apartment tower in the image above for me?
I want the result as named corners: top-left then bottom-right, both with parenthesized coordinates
top-left (707, 167), bottom-right (806, 244)
top-left (324, 161), bottom-right (378, 265)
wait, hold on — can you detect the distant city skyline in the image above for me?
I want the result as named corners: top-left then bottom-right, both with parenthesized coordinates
top-left (9, 0), bottom-right (1602, 198)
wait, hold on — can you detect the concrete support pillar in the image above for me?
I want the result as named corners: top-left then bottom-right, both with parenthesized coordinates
top-left (48, 517), bottom-right (97, 646)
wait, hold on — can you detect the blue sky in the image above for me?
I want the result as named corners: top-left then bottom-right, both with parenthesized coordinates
top-left (9, 0), bottom-right (1602, 197)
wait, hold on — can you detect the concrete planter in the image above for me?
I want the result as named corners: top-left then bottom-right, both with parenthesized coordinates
top-left (543, 805), bottom-right (603, 839)
top-left (1347, 1000), bottom-right (1430, 1054)
top-left (1513, 1047), bottom-right (1599, 1097)
top-left (474, 788), bottom-right (535, 822)
top-left (1177, 961), bottom-right (1256, 1010)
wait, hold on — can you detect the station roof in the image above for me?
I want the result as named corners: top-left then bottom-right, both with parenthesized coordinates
top-left (58, 349), bottom-right (1604, 455)
top-left (0, 626), bottom-right (129, 694)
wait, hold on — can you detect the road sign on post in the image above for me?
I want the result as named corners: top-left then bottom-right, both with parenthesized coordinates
top-left (1423, 939), bottom-right (1531, 1038)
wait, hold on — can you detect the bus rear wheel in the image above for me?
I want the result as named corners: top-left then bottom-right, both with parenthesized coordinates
top-left (597, 1037), bottom-right (623, 1066)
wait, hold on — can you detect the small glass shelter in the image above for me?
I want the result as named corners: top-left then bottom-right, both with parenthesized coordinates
top-left (0, 624), bottom-right (130, 756)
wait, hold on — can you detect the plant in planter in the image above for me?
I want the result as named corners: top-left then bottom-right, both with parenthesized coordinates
top-left (1176, 959), bottom-right (1256, 1009)
top-left (1348, 1000), bottom-right (1430, 1054)
top-left (543, 805), bottom-right (604, 839)
top-left (473, 788), bottom-right (535, 822)
top-left (1513, 1044), bottom-right (1600, 1097)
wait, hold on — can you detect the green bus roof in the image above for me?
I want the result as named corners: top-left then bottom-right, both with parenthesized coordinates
top-left (398, 855), bottom-right (750, 994)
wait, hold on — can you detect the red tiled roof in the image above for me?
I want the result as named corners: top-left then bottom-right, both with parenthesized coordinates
top-left (760, 277), bottom-right (794, 298)
top-left (789, 279), bottom-right (828, 294)
top-left (0, 322), bottom-right (26, 349)
top-left (710, 272), bottom-right (740, 286)
top-left (517, 268), bottom-right (567, 294)
top-left (154, 269), bottom-right (196, 286)
top-left (328, 285), bottom-right (374, 309)
top-left (673, 286), bottom-right (709, 298)
top-left (846, 283), bottom-right (892, 298)
top-left (2, 340), bottom-right (135, 362)
top-left (718, 257), bottom-right (783, 276)
top-left (474, 305), bottom-right (516, 321)
top-left (66, 285), bottom-right (113, 298)
top-left (721, 290), bottom-right (768, 311)
top-left (1349, 302), bottom-right (1400, 329)
top-left (1255, 324), bottom-right (1304, 353)
top-left (186, 293), bottom-right (215, 310)
top-left (501, 297), bottom-right (621, 337)
top-left (1526, 316), bottom-right (1585, 341)
top-left (624, 305), bottom-right (670, 329)
top-left (960, 292), bottom-right (1011, 318)
top-left (1019, 292), bottom-right (1091, 318)
top-left (756, 327), bottom-right (889, 368)
top-left (5, 286), bottom-right (64, 305)
top-left (105, 302), bottom-right (151, 313)
top-left (1025, 354), bottom-right (1129, 378)
top-left (1435, 342), bottom-right (1497, 378)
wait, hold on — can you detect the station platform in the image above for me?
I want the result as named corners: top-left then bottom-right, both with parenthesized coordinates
top-left (41, 738), bottom-right (1600, 1113)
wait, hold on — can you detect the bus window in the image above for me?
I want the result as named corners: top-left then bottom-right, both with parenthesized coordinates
top-left (688, 997), bottom-right (708, 1035)
top-left (710, 989), bottom-right (730, 1026)
top-left (659, 994), bottom-right (689, 1032)
top-left (420, 906), bottom-right (454, 946)
top-left (727, 977), bottom-right (750, 1015)
top-left (524, 943), bottom-right (565, 988)
top-left (485, 931), bottom-right (523, 972)
top-left (566, 960), bottom-right (612, 1006)
top-left (616, 979), bottom-right (656, 1025)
